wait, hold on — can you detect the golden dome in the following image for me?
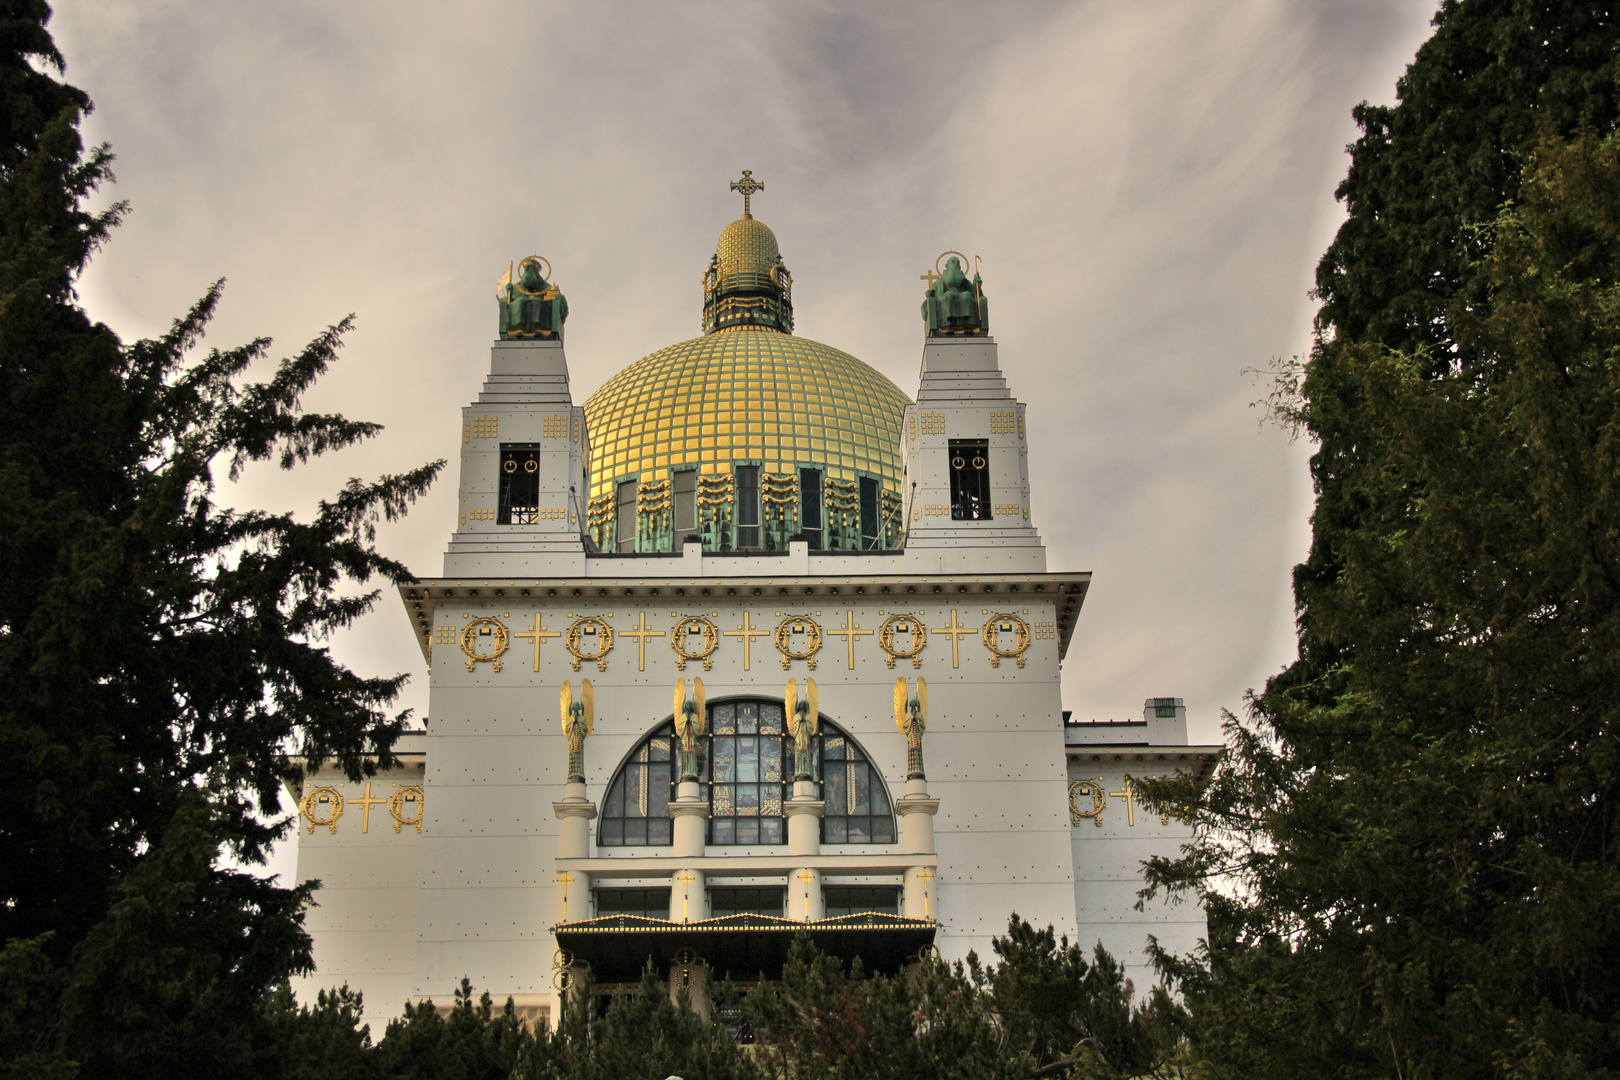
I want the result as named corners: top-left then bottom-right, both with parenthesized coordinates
top-left (584, 196), bottom-right (909, 553)
top-left (716, 216), bottom-right (780, 282)
top-left (583, 326), bottom-right (910, 534)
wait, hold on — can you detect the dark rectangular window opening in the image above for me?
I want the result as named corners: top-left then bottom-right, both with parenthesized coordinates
top-left (673, 470), bottom-right (697, 539)
top-left (799, 468), bottom-right (823, 550)
top-left (497, 443), bottom-right (540, 524)
top-left (595, 888), bottom-right (671, 920)
top-left (823, 886), bottom-right (901, 918)
top-left (615, 479), bottom-right (639, 553)
top-left (949, 439), bottom-right (992, 521)
top-left (735, 465), bottom-right (760, 548)
top-left (709, 886), bottom-right (785, 918)
top-left (1153, 698), bottom-right (1179, 718)
top-left (859, 476), bottom-right (880, 549)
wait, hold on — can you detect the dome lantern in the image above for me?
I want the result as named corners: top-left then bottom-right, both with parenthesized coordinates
top-left (702, 171), bottom-right (793, 334)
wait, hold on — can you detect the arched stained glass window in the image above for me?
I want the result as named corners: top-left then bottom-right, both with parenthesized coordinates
top-left (597, 729), bottom-right (674, 846)
top-left (596, 699), bottom-right (895, 847)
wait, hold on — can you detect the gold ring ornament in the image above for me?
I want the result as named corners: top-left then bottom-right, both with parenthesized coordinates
top-left (551, 948), bottom-right (578, 992)
top-left (934, 250), bottom-right (970, 277)
top-left (982, 612), bottom-right (1031, 668)
top-left (300, 786), bottom-right (344, 834)
top-left (774, 616), bottom-right (823, 670)
top-left (1069, 779), bottom-right (1106, 827)
top-left (461, 617), bottom-right (510, 672)
top-left (511, 255), bottom-right (554, 296)
top-left (389, 785), bottom-right (426, 834)
top-left (878, 613), bottom-right (927, 669)
top-left (670, 615), bottom-right (720, 670)
top-left (566, 616), bottom-right (614, 671)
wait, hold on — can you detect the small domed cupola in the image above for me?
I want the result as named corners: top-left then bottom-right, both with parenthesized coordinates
top-left (702, 171), bottom-right (793, 334)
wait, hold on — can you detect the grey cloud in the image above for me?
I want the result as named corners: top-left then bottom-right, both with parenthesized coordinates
top-left (55, 0), bottom-right (1433, 757)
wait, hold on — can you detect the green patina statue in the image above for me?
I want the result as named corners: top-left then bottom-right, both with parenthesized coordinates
top-left (499, 256), bottom-right (568, 339)
top-left (921, 254), bottom-right (988, 337)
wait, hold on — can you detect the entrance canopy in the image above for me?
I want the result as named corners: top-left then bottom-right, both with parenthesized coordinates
top-left (552, 911), bottom-right (936, 982)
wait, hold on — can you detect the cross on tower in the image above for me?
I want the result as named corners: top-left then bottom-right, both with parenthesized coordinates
top-left (730, 170), bottom-right (764, 218)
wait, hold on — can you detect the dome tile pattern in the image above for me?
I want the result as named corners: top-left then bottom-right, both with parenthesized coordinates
top-left (584, 326), bottom-right (909, 499)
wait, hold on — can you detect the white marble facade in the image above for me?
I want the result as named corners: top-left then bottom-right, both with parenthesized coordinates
top-left (290, 326), bottom-right (1214, 1027)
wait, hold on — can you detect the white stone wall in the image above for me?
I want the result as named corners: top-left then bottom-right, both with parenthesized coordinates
top-left (408, 583), bottom-right (1079, 1004)
top-left (289, 743), bottom-right (426, 1026)
top-left (1066, 756), bottom-right (1208, 995)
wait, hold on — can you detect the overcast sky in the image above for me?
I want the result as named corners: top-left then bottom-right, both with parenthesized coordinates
top-left (53, 0), bottom-right (1435, 872)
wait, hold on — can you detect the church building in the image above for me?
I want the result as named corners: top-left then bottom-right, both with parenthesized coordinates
top-left (287, 174), bottom-right (1217, 1027)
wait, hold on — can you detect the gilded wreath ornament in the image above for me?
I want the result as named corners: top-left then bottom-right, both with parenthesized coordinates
top-left (389, 785), bottom-right (426, 834)
top-left (878, 613), bottom-right (927, 669)
top-left (774, 615), bottom-right (823, 670)
top-left (670, 615), bottom-right (720, 670)
top-left (981, 612), bottom-right (1031, 668)
top-left (1068, 779), bottom-right (1106, 827)
top-left (565, 616), bottom-right (614, 671)
top-left (300, 786), bottom-right (344, 834)
top-left (552, 948), bottom-right (577, 991)
top-left (460, 616), bottom-right (510, 672)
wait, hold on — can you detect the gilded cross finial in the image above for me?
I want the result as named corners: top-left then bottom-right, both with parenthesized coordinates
top-left (730, 170), bottom-right (764, 218)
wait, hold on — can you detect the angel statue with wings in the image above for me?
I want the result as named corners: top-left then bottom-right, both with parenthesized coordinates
top-left (559, 680), bottom-right (594, 783)
top-left (784, 677), bottom-right (819, 782)
top-left (894, 676), bottom-right (928, 780)
top-left (673, 677), bottom-right (707, 782)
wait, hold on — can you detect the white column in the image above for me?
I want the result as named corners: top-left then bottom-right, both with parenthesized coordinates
top-left (896, 777), bottom-right (939, 856)
top-left (553, 779), bottom-right (597, 859)
top-left (784, 778), bottom-right (825, 857)
top-left (669, 779), bottom-right (708, 858)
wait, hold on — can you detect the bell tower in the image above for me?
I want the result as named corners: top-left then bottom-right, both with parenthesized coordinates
top-left (444, 256), bottom-right (589, 577)
top-left (902, 256), bottom-right (1043, 573)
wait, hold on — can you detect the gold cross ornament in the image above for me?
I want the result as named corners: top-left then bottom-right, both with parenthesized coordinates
top-left (933, 609), bottom-right (973, 668)
top-left (797, 869), bottom-right (816, 919)
top-left (556, 871), bottom-right (573, 921)
top-left (723, 612), bottom-right (765, 670)
top-left (827, 610), bottom-right (873, 669)
top-left (677, 870), bottom-right (696, 921)
top-left (1110, 780), bottom-right (1137, 827)
top-left (622, 612), bottom-right (666, 671)
top-left (916, 867), bottom-right (935, 918)
top-left (730, 170), bottom-right (764, 217)
top-left (514, 615), bottom-right (560, 670)
top-left (350, 782), bottom-right (387, 834)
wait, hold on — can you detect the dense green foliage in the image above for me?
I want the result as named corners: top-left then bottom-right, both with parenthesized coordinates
top-left (0, 1), bottom-right (439, 1075)
top-left (244, 920), bottom-right (1180, 1080)
top-left (1139, 3), bottom-right (1620, 1078)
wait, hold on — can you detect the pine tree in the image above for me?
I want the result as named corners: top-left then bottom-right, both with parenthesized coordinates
top-left (1139, 3), bottom-right (1620, 1076)
top-left (0, 2), bottom-right (440, 1074)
